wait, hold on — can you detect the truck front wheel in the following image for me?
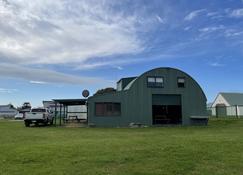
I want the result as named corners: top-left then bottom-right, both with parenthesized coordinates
top-left (44, 121), bottom-right (48, 126)
top-left (25, 121), bottom-right (30, 127)
top-left (50, 119), bottom-right (54, 125)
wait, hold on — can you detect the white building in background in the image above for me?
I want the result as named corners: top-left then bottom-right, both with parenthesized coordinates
top-left (43, 101), bottom-right (61, 112)
top-left (0, 104), bottom-right (18, 118)
top-left (211, 92), bottom-right (243, 117)
top-left (67, 105), bottom-right (87, 120)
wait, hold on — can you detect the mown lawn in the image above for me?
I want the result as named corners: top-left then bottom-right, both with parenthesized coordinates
top-left (0, 119), bottom-right (243, 175)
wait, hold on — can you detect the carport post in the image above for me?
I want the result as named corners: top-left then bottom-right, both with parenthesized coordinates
top-left (63, 105), bottom-right (66, 124)
top-left (59, 104), bottom-right (62, 126)
top-left (54, 102), bottom-right (57, 126)
top-left (66, 106), bottom-right (68, 123)
top-left (86, 101), bottom-right (88, 123)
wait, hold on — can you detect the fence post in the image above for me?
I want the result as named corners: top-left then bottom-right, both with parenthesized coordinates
top-left (235, 105), bottom-right (238, 118)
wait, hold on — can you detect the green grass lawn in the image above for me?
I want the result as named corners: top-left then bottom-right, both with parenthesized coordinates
top-left (1, 119), bottom-right (243, 175)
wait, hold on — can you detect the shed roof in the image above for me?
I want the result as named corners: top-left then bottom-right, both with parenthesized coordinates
top-left (220, 92), bottom-right (243, 106)
top-left (52, 99), bottom-right (87, 106)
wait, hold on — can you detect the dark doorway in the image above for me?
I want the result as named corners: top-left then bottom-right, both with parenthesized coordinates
top-left (152, 105), bottom-right (182, 125)
top-left (152, 94), bottom-right (182, 125)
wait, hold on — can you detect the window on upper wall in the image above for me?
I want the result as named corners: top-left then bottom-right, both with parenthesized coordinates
top-left (177, 77), bottom-right (185, 88)
top-left (147, 76), bottom-right (164, 88)
top-left (95, 102), bottom-right (121, 116)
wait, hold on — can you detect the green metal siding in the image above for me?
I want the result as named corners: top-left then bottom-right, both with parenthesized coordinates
top-left (88, 67), bottom-right (207, 127)
top-left (152, 94), bottom-right (181, 105)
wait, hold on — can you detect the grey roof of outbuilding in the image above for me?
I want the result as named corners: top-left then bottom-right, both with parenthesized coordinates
top-left (220, 92), bottom-right (243, 106)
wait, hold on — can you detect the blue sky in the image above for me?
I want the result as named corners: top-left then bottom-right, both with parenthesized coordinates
top-left (0, 0), bottom-right (243, 107)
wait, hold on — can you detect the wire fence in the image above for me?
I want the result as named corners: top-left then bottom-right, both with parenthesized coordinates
top-left (207, 105), bottom-right (243, 118)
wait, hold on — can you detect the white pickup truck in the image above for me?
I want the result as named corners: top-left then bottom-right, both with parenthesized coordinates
top-left (24, 108), bottom-right (54, 127)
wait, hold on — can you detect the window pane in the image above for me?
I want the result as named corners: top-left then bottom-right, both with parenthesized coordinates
top-left (148, 76), bottom-right (163, 88)
top-left (178, 78), bottom-right (185, 83)
top-left (95, 103), bottom-right (104, 116)
top-left (106, 103), bottom-right (113, 115)
top-left (32, 108), bottom-right (46, 112)
top-left (95, 103), bottom-right (121, 116)
top-left (156, 77), bottom-right (163, 83)
top-left (113, 103), bottom-right (121, 115)
top-left (178, 78), bottom-right (185, 88)
top-left (148, 77), bottom-right (155, 82)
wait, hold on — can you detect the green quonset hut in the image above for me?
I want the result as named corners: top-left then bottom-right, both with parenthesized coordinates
top-left (88, 67), bottom-right (208, 127)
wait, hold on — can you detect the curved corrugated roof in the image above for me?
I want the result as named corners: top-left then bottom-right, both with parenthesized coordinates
top-left (123, 67), bottom-right (206, 100)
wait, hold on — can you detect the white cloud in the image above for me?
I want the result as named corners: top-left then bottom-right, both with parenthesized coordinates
top-left (199, 25), bottom-right (225, 33)
top-left (225, 29), bottom-right (243, 37)
top-left (207, 12), bottom-right (219, 17)
top-left (74, 54), bottom-right (178, 70)
top-left (184, 26), bottom-right (191, 31)
top-left (209, 62), bottom-right (225, 67)
top-left (206, 11), bottom-right (224, 19)
top-left (230, 8), bottom-right (243, 17)
top-left (0, 88), bottom-right (18, 93)
top-left (184, 9), bottom-right (206, 21)
top-left (0, 0), bottom-right (146, 65)
top-left (0, 63), bottom-right (107, 85)
top-left (115, 66), bottom-right (123, 70)
top-left (155, 15), bottom-right (165, 24)
top-left (74, 57), bottom-right (146, 70)
top-left (29, 81), bottom-right (47, 84)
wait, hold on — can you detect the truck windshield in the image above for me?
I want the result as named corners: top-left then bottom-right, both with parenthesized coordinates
top-left (31, 109), bottom-right (46, 112)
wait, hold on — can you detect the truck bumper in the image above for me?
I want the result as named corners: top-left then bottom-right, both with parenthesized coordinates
top-left (24, 119), bottom-right (47, 124)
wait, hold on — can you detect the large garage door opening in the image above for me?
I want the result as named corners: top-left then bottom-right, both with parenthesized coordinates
top-left (152, 95), bottom-right (182, 125)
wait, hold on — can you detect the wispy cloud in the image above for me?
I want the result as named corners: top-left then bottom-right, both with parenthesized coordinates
top-left (0, 0), bottom-right (147, 65)
top-left (184, 9), bottom-right (206, 21)
top-left (184, 26), bottom-right (191, 31)
top-left (0, 88), bottom-right (18, 93)
top-left (0, 63), bottom-right (108, 85)
top-left (225, 29), bottom-right (243, 37)
top-left (209, 62), bottom-right (225, 67)
top-left (207, 12), bottom-right (219, 17)
top-left (29, 80), bottom-right (47, 85)
top-left (230, 8), bottom-right (243, 18)
top-left (74, 53), bottom-right (183, 70)
top-left (155, 15), bottom-right (165, 24)
top-left (74, 57), bottom-right (146, 70)
top-left (199, 25), bottom-right (225, 33)
top-left (114, 66), bottom-right (123, 70)
top-left (206, 11), bottom-right (224, 19)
